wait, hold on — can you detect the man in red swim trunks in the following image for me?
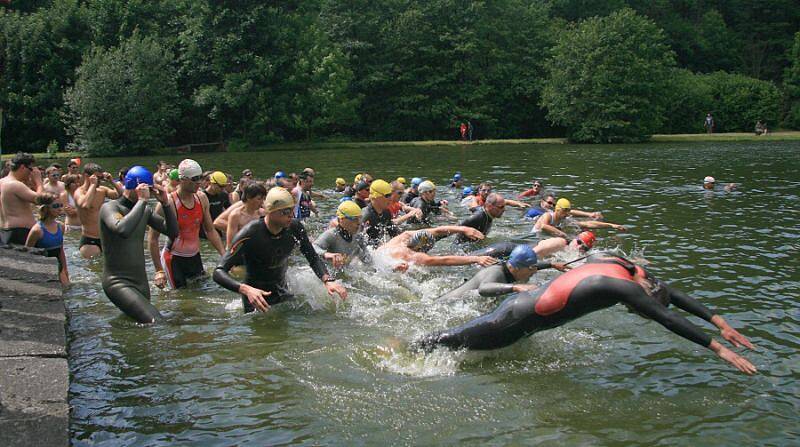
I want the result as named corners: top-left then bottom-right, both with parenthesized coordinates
top-left (415, 254), bottom-right (757, 375)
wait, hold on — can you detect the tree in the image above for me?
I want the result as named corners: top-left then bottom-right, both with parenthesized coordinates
top-left (541, 9), bottom-right (675, 143)
top-left (63, 32), bottom-right (178, 156)
top-left (783, 32), bottom-right (800, 129)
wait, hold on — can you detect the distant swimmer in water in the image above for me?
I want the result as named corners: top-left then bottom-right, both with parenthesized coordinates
top-left (377, 226), bottom-right (496, 267)
top-left (703, 176), bottom-right (737, 192)
top-left (438, 245), bottom-right (569, 301)
top-left (533, 198), bottom-right (625, 238)
top-left (414, 254), bottom-right (758, 375)
top-left (99, 166), bottom-right (178, 324)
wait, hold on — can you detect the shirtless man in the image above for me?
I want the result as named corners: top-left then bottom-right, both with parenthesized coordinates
top-left (153, 161), bottom-right (170, 187)
top-left (377, 226), bottom-right (496, 268)
top-left (0, 152), bottom-right (45, 245)
top-left (43, 165), bottom-right (66, 206)
top-left (74, 163), bottom-right (122, 258)
top-left (225, 182), bottom-right (266, 249)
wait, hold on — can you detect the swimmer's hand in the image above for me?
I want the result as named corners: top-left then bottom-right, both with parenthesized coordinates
top-left (239, 284), bottom-right (271, 312)
top-left (152, 184), bottom-right (169, 204)
top-left (551, 262), bottom-right (571, 272)
top-left (475, 256), bottom-right (497, 267)
top-left (591, 212), bottom-right (604, 220)
top-left (613, 224), bottom-right (627, 232)
top-left (324, 252), bottom-right (346, 268)
top-left (512, 284), bottom-right (537, 292)
top-left (712, 316), bottom-right (756, 350)
top-left (463, 227), bottom-right (485, 241)
top-left (393, 262), bottom-right (409, 272)
top-left (710, 340), bottom-right (757, 375)
top-left (324, 281), bottom-right (348, 300)
top-left (135, 183), bottom-right (151, 200)
top-left (154, 271), bottom-right (168, 289)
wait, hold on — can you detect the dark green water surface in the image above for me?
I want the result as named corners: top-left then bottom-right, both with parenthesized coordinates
top-left (66, 141), bottom-right (799, 445)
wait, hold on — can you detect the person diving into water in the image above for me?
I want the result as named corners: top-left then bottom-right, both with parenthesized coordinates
top-left (414, 254), bottom-right (757, 375)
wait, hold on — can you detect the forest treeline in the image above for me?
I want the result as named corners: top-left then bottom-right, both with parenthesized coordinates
top-left (1, 0), bottom-right (799, 154)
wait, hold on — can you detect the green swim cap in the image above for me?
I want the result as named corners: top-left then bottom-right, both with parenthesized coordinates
top-left (168, 168), bottom-right (179, 181)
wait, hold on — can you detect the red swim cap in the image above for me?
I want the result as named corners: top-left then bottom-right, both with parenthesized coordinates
top-left (577, 231), bottom-right (596, 249)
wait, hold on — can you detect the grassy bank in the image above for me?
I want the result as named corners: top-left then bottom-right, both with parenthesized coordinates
top-left (3, 131), bottom-right (798, 160)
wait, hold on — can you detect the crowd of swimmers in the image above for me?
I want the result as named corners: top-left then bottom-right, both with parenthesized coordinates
top-left (0, 152), bottom-right (757, 375)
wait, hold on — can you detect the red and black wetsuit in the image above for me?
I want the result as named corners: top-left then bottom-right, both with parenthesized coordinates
top-left (415, 255), bottom-right (715, 351)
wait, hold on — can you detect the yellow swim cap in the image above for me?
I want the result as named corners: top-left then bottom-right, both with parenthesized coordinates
top-left (335, 177), bottom-right (346, 186)
top-left (369, 179), bottom-right (392, 198)
top-left (264, 187), bottom-right (295, 213)
top-left (210, 171), bottom-right (228, 186)
top-left (337, 200), bottom-right (361, 219)
top-left (556, 198), bottom-right (571, 210)
top-left (354, 173), bottom-right (363, 184)
top-left (396, 177), bottom-right (407, 185)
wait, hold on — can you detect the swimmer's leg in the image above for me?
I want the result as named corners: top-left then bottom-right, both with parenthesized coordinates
top-left (104, 284), bottom-right (163, 324)
top-left (467, 241), bottom-right (518, 259)
top-left (413, 294), bottom-right (539, 352)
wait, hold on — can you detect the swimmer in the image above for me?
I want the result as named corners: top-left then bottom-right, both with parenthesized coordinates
top-left (292, 171), bottom-right (317, 219)
top-left (149, 159), bottom-right (225, 290)
top-left (25, 193), bottom-right (69, 286)
top-left (387, 180), bottom-right (423, 223)
top-left (361, 179), bottom-right (402, 247)
top-left (533, 198), bottom-right (625, 238)
top-left (438, 245), bottom-right (568, 301)
top-left (0, 152), bottom-right (45, 245)
top-left (459, 186), bottom-right (475, 207)
top-left (99, 166), bottom-right (178, 323)
top-left (213, 187), bottom-right (347, 313)
top-left (455, 192), bottom-right (506, 244)
top-left (377, 226), bottom-right (496, 267)
top-left (468, 231), bottom-right (597, 260)
top-left (61, 174), bottom-right (83, 231)
top-left (66, 158), bottom-right (81, 175)
top-left (335, 177), bottom-right (347, 193)
top-left (153, 161), bottom-right (169, 186)
top-left (517, 179), bottom-right (547, 200)
top-left (703, 176), bottom-right (737, 192)
top-left (450, 172), bottom-right (464, 189)
top-left (313, 200), bottom-right (372, 269)
top-left (526, 193), bottom-right (603, 221)
top-left (43, 165), bottom-right (66, 206)
top-left (224, 182), bottom-right (266, 249)
top-left (466, 183), bottom-right (527, 212)
top-left (402, 177), bottom-right (423, 204)
top-left (414, 254), bottom-right (758, 375)
top-left (75, 162), bottom-right (123, 258)
top-left (409, 181), bottom-right (453, 224)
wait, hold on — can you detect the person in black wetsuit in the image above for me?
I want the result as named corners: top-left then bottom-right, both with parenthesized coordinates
top-left (414, 254), bottom-right (758, 375)
top-left (454, 192), bottom-right (506, 244)
top-left (99, 166), bottom-right (178, 324)
top-left (438, 245), bottom-right (568, 301)
top-left (360, 179), bottom-right (401, 247)
top-left (213, 187), bottom-right (347, 313)
top-left (200, 171), bottom-right (231, 239)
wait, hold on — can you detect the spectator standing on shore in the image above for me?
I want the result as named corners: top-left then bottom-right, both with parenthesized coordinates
top-left (460, 122), bottom-right (467, 140)
top-left (467, 120), bottom-right (474, 141)
top-left (704, 113), bottom-right (715, 133)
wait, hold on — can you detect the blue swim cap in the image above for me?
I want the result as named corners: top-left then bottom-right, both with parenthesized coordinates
top-left (411, 177), bottom-right (423, 186)
top-left (508, 244), bottom-right (538, 269)
top-left (463, 186), bottom-right (474, 195)
top-left (274, 171), bottom-right (287, 179)
top-left (123, 166), bottom-right (154, 190)
top-left (453, 173), bottom-right (462, 181)
top-left (339, 196), bottom-right (353, 203)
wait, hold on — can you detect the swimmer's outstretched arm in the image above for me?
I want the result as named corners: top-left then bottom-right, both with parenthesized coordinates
top-left (100, 199), bottom-right (147, 239)
top-left (409, 252), bottom-right (495, 267)
top-left (668, 286), bottom-right (755, 350)
top-left (622, 287), bottom-right (757, 375)
top-left (576, 220), bottom-right (626, 231)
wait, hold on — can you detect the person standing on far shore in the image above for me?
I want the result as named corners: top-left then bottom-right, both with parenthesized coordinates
top-left (704, 113), bottom-right (715, 134)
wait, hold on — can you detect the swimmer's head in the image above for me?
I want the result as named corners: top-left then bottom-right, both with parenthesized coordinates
top-left (335, 177), bottom-right (346, 186)
top-left (168, 168), bottom-right (179, 182)
top-left (572, 231), bottom-right (596, 252)
top-left (210, 171), bottom-right (228, 186)
top-left (337, 200), bottom-right (362, 220)
top-left (354, 173), bottom-right (363, 184)
top-left (703, 176), bottom-right (716, 190)
top-left (463, 186), bottom-right (474, 196)
top-left (555, 198), bottom-right (571, 211)
top-left (418, 180), bottom-right (436, 194)
top-left (508, 244), bottom-right (538, 270)
top-left (369, 179), bottom-right (392, 199)
top-left (123, 166), bottom-right (154, 190)
top-left (407, 230), bottom-right (436, 253)
top-left (411, 177), bottom-right (423, 188)
top-left (264, 187), bottom-right (295, 220)
top-left (453, 173), bottom-right (462, 181)
top-left (396, 177), bottom-right (407, 185)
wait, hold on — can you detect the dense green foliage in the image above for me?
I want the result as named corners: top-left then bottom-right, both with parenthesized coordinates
top-left (541, 9), bottom-right (675, 143)
top-left (63, 32), bottom-right (178, 156)
top-left (1, 0), bottom-right (797, 153)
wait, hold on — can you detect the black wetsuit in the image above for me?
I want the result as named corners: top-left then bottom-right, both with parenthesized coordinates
top-left (409, 196), bottom-right (443, 225)
top-left (360, 203), bottom-right (400, 247)
top-left (200, 189), bottom-right (230, 239)
top-left (467, 241), bottom-right (527, 259)
top-left (415, 256), bottom-right (714, 351)
top-left (402, 190), bottom-right (418, 205)
top-left (438, 261), bottom-right (553, 301)
top-left (99, 196), bottom-right (178, 323)
top-left (213, 218), bottom-right (328, 312)
top-left (455, 207), bottom-right (493, 244)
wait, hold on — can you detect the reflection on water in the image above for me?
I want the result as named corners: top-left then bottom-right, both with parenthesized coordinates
top-left (68, 141), bottom-right (799, 445)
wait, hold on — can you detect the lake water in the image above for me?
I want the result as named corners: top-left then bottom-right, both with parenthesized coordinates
top-left (65, 141), bottom-right (799, 445)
